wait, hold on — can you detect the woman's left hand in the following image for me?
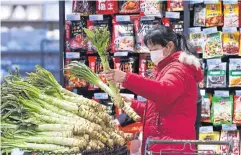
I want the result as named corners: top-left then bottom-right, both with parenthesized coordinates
top-left (102, 69), bottom-right (127, 83)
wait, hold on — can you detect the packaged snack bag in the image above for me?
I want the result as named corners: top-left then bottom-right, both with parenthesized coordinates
top-left (96, 0), bottom-right (118, 14)
top-left (86, 16), bottom-right (112, 54)
top-left (119, 0), bottom-right (140, 14)
top-left (199, 131), bottom-right (220, 154)
top-left (220, 130), bottom-right (240, 155)
top-left (135, 17), bottom-right (162, 53)
top-left (223, 30), bottom-right (240, 55)
top-left (170, 19), bottom-right (184, 34)
top-left (194, 4), bottom-right (206, 27)
top-left (229, 59), bottom-right (241, 87)
top-left (167, 0), bottom-right (183, 11)
top-left (72, 0), bottom-right (95, 15)
top-left (206, 59), bottom-right (226, 88)
top-left (239, 29), bottom-right (241, 56)
top-left (190, 32), bottom-right (204, 54)
top-left (65, 17), bottom-right (87, 52)
top-left (205, 2), bottom-right (223, 27)
top-left (239, 2), bottom-right (241, 27)
top-left (203, 31), bottom-right (223, 58)
top-left (224, 4), bottom-right (239, 27)
top-left (199, 60), bottom-right (206, 88)
top-left (233, 93), bottom-right (241, 124)
top-left (140, 0), bottom-right (163, 17)
top-left (201, 94), bottom-right (212, 121)
top-left (112, 15), bottom-right (137, 53)
top-left (211, 94), bottom-right (233, 126)
top-left (65, 58), bottom-right (87, 89)
top-left (139, 54), bottom-right (154, 78)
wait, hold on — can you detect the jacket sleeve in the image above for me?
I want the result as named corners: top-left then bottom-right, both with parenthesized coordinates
top-left (122, 66), bottom-right (185, 105)
top-left (131, 99), bottom-right (145, 119)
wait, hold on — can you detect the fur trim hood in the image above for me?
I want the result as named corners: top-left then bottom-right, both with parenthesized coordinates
top-left (178, 52), bottom-right (200, 68)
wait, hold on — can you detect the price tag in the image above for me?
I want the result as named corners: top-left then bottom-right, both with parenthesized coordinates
top-left (94, 93), bottom-right (108, 99)
top-left (204, 0), bottom-right (219, 4)
top-left (165, 12), bottom-right (180, 19)
top-left (203, 27), bottom-right (218, 34)
top-left (189, 27), bottom-right (202, 34)
top-left (223, 0), bottom-right (238, 4)
top-left (116, 15), bottom-right (131, 22)
top-left (72, 88), bottom-right (78, 94)
top-left (222, 27), bottom-right (237, 33)
top-left (114, 52), bottom-right (128, 57)
top-left (66, 14), bottom-right (81, 21)
top-left (199, 126), bottom-right (213, 133)
top-left (120, 93), bottom-right (135, 99)
top-left (200, 89), bottom-right (206, 96)
top-left (140, 16), bottom-right (155, 21)
top-left (236, 90), bottom-right (241, 96)
top-left (190, 0), bottom-right (204, 4)
top-left (214, 90), bottom-right (230, 97)
top-left (222, 124), bottom-right (237, 131)
top-left (89, 15), bottom-right (104, 21)
top-left (137, 96), bottom-right (147, 102)
top-left (207, 58), bottom-right (222, 66)
top-left (229, 58), bottom-right (241, 64)
top-left (66, 52), bottom-right (80, 59)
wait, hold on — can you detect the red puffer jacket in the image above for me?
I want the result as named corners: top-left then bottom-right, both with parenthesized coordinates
top-left (122, 51), bottom-right (204, 155)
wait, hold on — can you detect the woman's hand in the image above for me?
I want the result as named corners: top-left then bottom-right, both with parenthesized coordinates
top-left (102, 69), bottom-right (127, 83)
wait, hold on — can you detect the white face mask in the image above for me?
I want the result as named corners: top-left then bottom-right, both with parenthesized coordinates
top-left (150, 48), bottom-right (166, 65)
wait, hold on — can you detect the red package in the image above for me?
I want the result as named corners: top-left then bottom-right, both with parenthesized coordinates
top-left (96, 0), bottom-right (118, 14)
top-left (64, 59), bottom-right (87, 89)
top-left (220, 130), bottom-right (240, 155)
top-left (119, 0), bottom-right (140, 14)
top-left (239, 2), bottom-right (241, 27)
top-left (140, 0), bottom-right (163, 17)
top-left (112, 16), bottom-right (138, 53)
top-left (162, 17), bottom-right (171, 27)
top-left (72, 0), bottom-right (95, 15)
top-left (139, 54), bottom-right (154, 78)
top-left (65, 18), bottom-right (87, 52)
top-left (233, 96), bottom-right (241, 124)
top-left (167, 0), bottom-right (184, 11)
top-left (88, 56), bottom-right (98, 90)
top-left (136, 17), bottom-right (162, 53)
top-left (86, 17), bottom-right (112, 54)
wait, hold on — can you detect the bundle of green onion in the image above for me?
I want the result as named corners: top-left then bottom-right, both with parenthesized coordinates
top-left (1, 67), bottom-right (128, 154)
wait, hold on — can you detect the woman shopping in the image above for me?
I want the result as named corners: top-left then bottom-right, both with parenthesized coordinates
top-left (103, 26), bottom-right (204, 154)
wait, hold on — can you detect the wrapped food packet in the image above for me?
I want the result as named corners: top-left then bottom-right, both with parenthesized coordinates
top-left (119, 0), bottom-right (140, 14)
top-left (72, 0), bottom-right (95, 15)
top-left (220, 130), bottom-right (240, 155)
top-left (167, 0), bottom-right (184, 11)
top-left (140, 0), bottom-right (163, 17)
top-left (135, 17), bottom-right (162, 53)
top-left (229, 59), bottom-right (241, 87)
top-left (65, 58), bottom-right (87, 89)
top-left (206, 59), bottom-right (226, 88)
top-left (205, 2), bottom-right (223, 27)
top-left (233, 95), bottom-right (241, 125)
top-left (86, 16), bottom-right (112, 54)
top-left (139, 54), bottom-right (154, 79)
top-left (190, 32), bottom-right (204, 54)
top-left (223, 3), bottom-right (239, 27)
top-left (203, 31), bottom-right (223, 58)
top-left (194, 4), bottom-right (206, 27)
top-left (201, 94), bottom-right (212, 122)
top-left (112, 15), bottom-right (137, 53)
top-left (198, 131), bottom-right (220, 154)
top-left (65, 17), bottom-right (87, 52)
top-left (211, 93), bottom-right (233, 126)
top-left (96, 0), bottom-right (118, 14)
top-left (239, 29), bottom-right (241, 56)
top-left (222, 29), bottom-right (239, 55)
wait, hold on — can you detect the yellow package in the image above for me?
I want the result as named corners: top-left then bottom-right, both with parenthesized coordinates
top-left (239, 32), bottom-right (241, 56)
top-left (206, 1), bottom-right (223, 27)
top-left (199, 131), bottom-right (220, 154)
top-left (224, 4), bottom-right (239, 27)
top-left (223, 31), bottom-right (240, 55)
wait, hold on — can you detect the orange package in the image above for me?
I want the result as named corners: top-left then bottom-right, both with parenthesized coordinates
top-left (205, 1), bottom-right (223, 27)
top-left (233, 96), bottom-right (241, 124)
top-left (167, 0), bottom-right (184, 11)
top-left (239, 30), bottom-right (241, 56)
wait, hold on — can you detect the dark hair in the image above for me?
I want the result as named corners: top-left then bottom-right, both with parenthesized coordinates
top-left (144, 25), bottom-right (198, 57)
